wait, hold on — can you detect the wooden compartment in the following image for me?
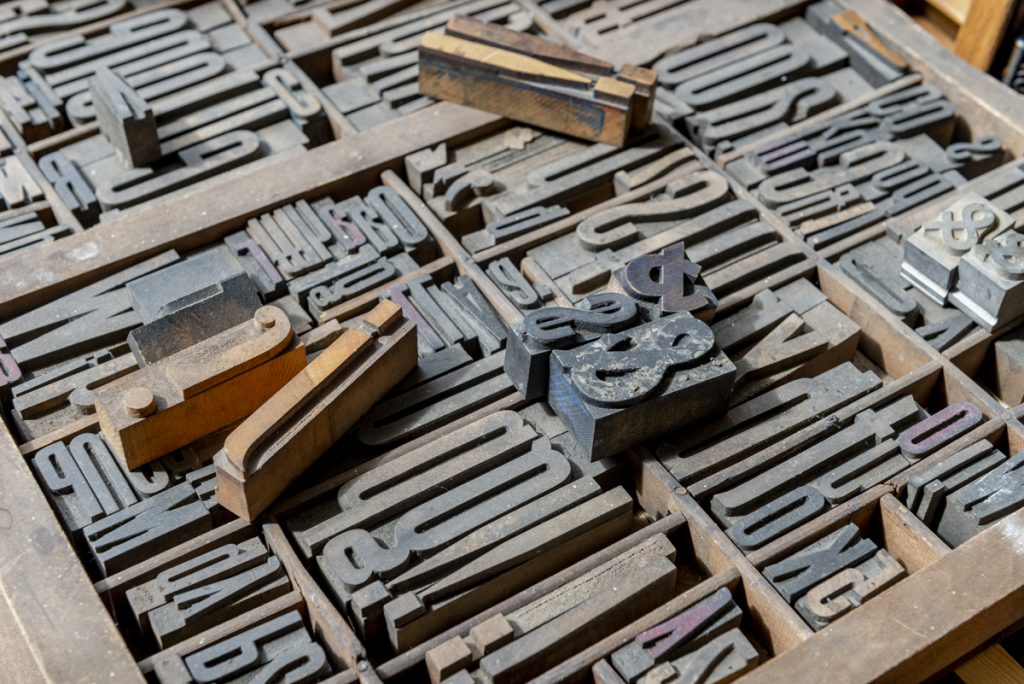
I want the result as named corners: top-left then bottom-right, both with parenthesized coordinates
top-left (0, 0), bottom-right (1023, 682)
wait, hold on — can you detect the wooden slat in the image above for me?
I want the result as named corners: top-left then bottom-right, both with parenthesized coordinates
top-left (0, 103), bottom-right (501, 319)
top-left (736, 507), bottom-right (1024, 683)
top-left (954, 0), bottom-right (1017, 71)
top-left (0, 420), bottom-right (142, 683)
top-left (958, 645), bottom-right (1024, 684)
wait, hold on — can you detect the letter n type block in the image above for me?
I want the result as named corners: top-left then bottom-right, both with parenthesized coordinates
top-left (90, 66), bottom-right (160, 167)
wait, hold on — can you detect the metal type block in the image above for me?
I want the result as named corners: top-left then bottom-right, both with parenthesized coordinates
top-left (549, 312), bottom-right (734, 460)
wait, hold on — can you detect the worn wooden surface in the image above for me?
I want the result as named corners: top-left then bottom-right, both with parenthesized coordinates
top-left (1, 0), bottom-right (1023, 681)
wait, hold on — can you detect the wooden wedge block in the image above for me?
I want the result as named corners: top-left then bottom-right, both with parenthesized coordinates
top-left (443, 15), bottom-right (657, 129)
top-left (214, 300), bottom-right (417, 521)
top-left (418, 32), bottom-right (640, 147)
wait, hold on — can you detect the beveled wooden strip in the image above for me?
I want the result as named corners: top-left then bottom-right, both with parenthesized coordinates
top-left (736, 507), bottom-right (1024, 683)
top-left (0, 103), bottom-right (501, 318)
top-left (0, 420), bottom-right (142, 682)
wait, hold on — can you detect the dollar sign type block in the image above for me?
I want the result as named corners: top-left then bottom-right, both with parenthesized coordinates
top-left (548, 312), bottom-right (735, 460)
top-left (613, 243), bottom-right (718, 321)
top-left (901, 193), bottom-right (1013, 304)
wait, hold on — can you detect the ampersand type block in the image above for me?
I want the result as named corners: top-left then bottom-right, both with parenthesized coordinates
top-left (902, 192), bottom-right (1013, 304)
top-left (548, 312), bottom-right (735, 460)
top-left (504, 292), bottom-right (640, 401)
top-left (950, 230), bottom-right (1024, 330)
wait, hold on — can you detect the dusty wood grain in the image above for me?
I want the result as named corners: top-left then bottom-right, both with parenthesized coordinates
top-left (0, 104), bottom-right (501, 319)
top-left (0, 419), bottom-right (142, 682)
top-left (736, 507), bottom-right (1024, 683)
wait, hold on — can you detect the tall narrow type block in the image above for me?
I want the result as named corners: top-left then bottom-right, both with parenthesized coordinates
top-left (418, 32), bottom-right (641, 147)
top-left (548, 312), bottom-right (735, 460)
top-left (214, 300), bottom-right (417, 520)
top-left (89, 66), bottom-right (160, 168)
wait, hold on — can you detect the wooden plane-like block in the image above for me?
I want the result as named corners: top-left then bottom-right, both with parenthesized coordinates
top-left (94, 305), bottom-right (305, 469)
top-left (443, 15), bottom-right (657, 130)
top-left (214, 300), bottom-right (417, 521)
top-left (418, 32), bottom-right (642, 147)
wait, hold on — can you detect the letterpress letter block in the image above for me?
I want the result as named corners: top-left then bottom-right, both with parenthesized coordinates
top-left (127, 538), bottom-right (290, 647)
top-left (83, 482), bottom-right (212, 576)
top-left (154, 611), bottom-right (328, 684)
top-left (906, 441), bottom-right (1007, 527)
top-left (549, 313), bottom-right (735, 460)
top-left (89, 66), bottom-right (160, 167)
top-left (640, 628), bottom-right (761, 684)
top-left (937, 450), bottom-right (1024, 546)
top-left (505, 293), bottom-right (639, 401)
top-left (610, 587), bottom-right (741, 682)
top-left (795, 549), bottom-right (906, 630)
top-left (764, 524), bottom-right (878, 603)
top-left (32, 433), bottom-right (138, 537)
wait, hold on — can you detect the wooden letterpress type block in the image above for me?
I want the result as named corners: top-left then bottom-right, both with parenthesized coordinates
top-left (915, 313), bottom-right (973, 352)
top-left (153, 610), bottom-right (328, 683)
top-left (937, 450), bottom-right (1024, 546)
top-left (807, 2), bottom-right (909, 86)
top-left (90, 66), bottom-right (160, 168)
top-left (485, 257), bottom-right (553, 312)
top-left (428, 534), bottom-right (678, 684)
top-left (214, 301), bottom-right (417, 521)
top-left (659, 362), bottom-right (881, 486)
top-left (83, 482), bottom-right (212, 577)
top-left (726, 486), bottom-right (828, 553)
top-left (126, 249), bottom-right (262, 366)
top-left (31, 433), bottom-right (138, 537)
top-left (896, 402), bottom-right (983, 458)
top-left (356, 352), bottom-right (516, 450)
top-left (795, 548), bottom-right (906, 630)
top-left (840, 240), bottom-right (919, 323)
top-left (610, 587), bottom-right (741, 682)
top-left (906, 441), bottom-right (1007, 527)
top-left (549, 312), bottom-right (735, 460)
top-left (127, 538), bottom-right (290, 647)
top-left (950, 232), bottom-right (1024, 330)
top-left (462, 206), bottom-right (569, 254)
top-left (764, 524), bottom-right (877, 603)
top-left (0, 251), bottom-right (178, 371)
top-left (93, 305), bottom-right (305, 468)
top-left (994, 331), bottom-right (1024, 405)
top-left (649, 627), bottom-right (761, 683)
top-left (612, 243), bottom-right (717, 321)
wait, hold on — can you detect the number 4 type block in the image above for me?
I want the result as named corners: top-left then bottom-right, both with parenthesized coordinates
top-left (547, 312), bottom-right (735, 460)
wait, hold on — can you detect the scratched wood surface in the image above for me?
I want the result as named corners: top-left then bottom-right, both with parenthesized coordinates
top-left (1, 0), bottom-right (1023, 682)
